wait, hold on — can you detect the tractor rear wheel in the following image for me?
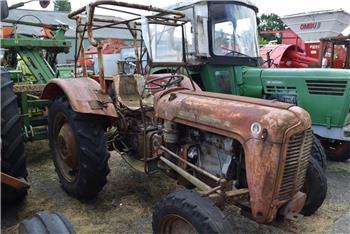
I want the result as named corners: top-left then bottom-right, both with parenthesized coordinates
top-left (1, 70), bottom-right (28, 204)
top-left (322, 140), bottom-right (350, 162)
top-left (152, 190), bottom-right (233, 234)
top-left (301, 157), bottom-right (327, 216)
top-left (48, 96), bottom-right (110, 200)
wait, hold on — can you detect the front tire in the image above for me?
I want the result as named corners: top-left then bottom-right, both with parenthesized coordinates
top-left (312, 136), bottom-right (327, 170)
top-left (301, 157), bottom-right (327, 216)
top-left (152, 190), bottom-right (233, 234)
top-left (48, 96), bottom-right (110, 200)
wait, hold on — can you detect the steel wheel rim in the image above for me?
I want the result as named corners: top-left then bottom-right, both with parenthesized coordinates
top-left (159, 214), bottom-right (197, 234)
top-left (53, 112), bottom-right (79, 183)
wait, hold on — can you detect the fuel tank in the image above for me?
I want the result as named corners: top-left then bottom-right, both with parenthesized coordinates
top-left (155, 89), bottom-right (312, 223)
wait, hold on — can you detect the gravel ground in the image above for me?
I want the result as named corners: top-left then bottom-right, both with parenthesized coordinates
top-left (2, 140), bottom-right (350, 233)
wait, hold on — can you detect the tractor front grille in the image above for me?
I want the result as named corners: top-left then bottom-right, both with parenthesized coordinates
top-left (278, 129), bottom-right (313, 201)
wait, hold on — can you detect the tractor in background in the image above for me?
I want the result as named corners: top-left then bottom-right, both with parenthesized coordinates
top-left (1, 16), bottom-right (71, 142)
top-left (165, 0), bottom-right (349, 162)
top-left (259, 30), bottom-right (350, 70)
top-left (1, 0), bottom-right (70, 203)
top-left (259, 30), bottom-right (319, 68)
top-left (1, 1), bottom-right (75, 233)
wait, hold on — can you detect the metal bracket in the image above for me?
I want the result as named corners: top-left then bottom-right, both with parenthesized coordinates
top-left (88, 90), bottom-right (114, 110)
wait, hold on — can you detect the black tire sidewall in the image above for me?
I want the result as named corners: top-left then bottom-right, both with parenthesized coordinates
top-left (312, 136), bottom-right (327, 170)
top-left (301, 157), bottom-right (327, 216)
top-left (48, 96), bottom-right (110, 199)
top-left (19, 211), bottom-right (75, 234)
top-left (324, 141), bottom-right (350, 162)
top-left (1, 70), bottom-right (28, 204)
top-left (153, 190), bottom-right (233, 234)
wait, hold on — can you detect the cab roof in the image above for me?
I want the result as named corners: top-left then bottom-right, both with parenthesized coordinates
top-left (166, 0), bottom-right (258, 13)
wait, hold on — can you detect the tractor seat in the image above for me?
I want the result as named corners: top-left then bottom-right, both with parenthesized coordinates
top-left (113, 74), bottom-right (153, 110)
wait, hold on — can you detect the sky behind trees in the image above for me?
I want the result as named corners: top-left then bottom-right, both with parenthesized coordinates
top-left (6, 0), bottom-right (350, 33)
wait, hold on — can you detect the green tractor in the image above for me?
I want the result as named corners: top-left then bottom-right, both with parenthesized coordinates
top-left (1, 16), bottom-right (71, 141)
top-left (163, 0), bottom-right (350, 162)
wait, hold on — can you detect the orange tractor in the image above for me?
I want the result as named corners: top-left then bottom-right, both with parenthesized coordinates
top-left (41, 1), bottom-right (326, 232)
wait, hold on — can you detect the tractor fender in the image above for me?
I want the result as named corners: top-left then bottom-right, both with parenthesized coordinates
top-left (42, 78), bottom-right (117, 118)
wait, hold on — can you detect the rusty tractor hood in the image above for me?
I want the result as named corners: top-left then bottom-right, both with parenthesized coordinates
top-left (155, 89), bottom-right (312, 224)
top-left (155, 90), bottom-right (311, 144)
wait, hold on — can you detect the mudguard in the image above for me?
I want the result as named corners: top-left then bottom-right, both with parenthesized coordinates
top-left (155, 90), bottom-right (312, 223)
top-left (42, 78), bottom-right (117, 118)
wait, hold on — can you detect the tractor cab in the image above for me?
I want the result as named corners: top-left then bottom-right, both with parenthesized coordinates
top-left (168, 0), bottom-right (260, 66)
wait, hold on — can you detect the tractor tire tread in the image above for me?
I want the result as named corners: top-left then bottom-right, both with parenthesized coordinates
top-left (153, 189), bottom-right (233, 233)
top-left (312, 136), bottom-right (327, 170)
top-left (1, 70), bottom-right (28, 204)
top-left (48, 96), bottom-right (110, 200)
top-left (19, 211), bottom-right (75, 234)
top-left (301, 157), bottom-right (327, 216)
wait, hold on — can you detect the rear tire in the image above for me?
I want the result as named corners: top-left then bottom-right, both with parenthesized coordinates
top-left (152, 189), bottom-right (233, 234)
top-left (18, 211), bottom-right (75, 234)
top-left (322, 140), bottom-right (350, 162)
top-left (1, 70), bottom-right (28, 204)
top-left (48, 95), bottom-right (110, 200)
top-left (301, 157), bottom-right (327, 216)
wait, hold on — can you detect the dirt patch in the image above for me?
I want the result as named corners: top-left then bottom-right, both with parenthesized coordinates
top-left (2, 140), bottom-right (350, 233)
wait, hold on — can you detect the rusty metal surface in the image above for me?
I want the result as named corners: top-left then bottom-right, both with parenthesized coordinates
top-left (113, 75), bottom-right (142, 110)
top-left (160, 145), bottom-right (221, 182)
top-left (41, 78), bottom-right (117, 118)
top-left (97, 46), bottom-right (106, 93)
top-left (77, 18), bottom-right (88, 78)
top-left (155, 90), bottom-right (308, 144)
top-left (160, 156), bottom-right (212, 191)
top-left (244, 120), bottom-right (311, 223)
top-left (54, 120), bottom-right (80, 182)
top-left (13, 84), bottom-right (45, 93)
top-left (68, 1), bottom-right (185, 20)
top-left (1, 172), bottom-right (30, 190)
top-left (277, 130), bottom-right (313, 201)
top-left (278, 191), bottom-right (306, 221)
top-left (146, 74), bottom-right (201, 93)
top-left (155, 89), bottom-right (311, 223)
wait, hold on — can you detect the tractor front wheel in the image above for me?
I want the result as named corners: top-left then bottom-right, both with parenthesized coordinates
top-left (48, 96), bottom-right (110, 200)
top-left (312, 136), bottom-right (327, 170)
top-left (301, 157), bottom-right (327, 216)
top-left (152, 190), bottom-right (233, 234)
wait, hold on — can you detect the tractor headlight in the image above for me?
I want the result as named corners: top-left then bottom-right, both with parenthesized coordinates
top-left (251, 122), bottom-right (262, 135)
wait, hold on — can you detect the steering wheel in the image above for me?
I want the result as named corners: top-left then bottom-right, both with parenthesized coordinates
top-left (123, 57), bottom-right (136, 75)
top-left (145, 75), bottom-right (184, 90)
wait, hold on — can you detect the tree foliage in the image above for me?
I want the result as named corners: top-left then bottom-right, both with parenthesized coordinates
top-left (258, 13), bottom-right (287, 32)
top-left (54, 0), bottom-right (71, 12)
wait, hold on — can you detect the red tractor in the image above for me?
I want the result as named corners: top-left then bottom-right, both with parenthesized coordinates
top-left (40, 1), bottom-right (326, 232)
